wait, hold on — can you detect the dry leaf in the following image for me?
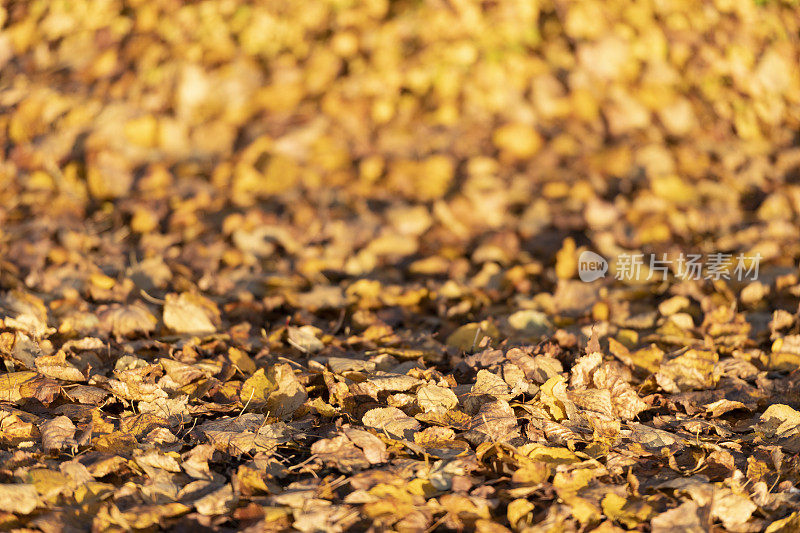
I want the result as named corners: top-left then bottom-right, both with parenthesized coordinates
top-left (99, 304), bottom-right (158, 338)
top-left (1, 0), bottom-right (799, 529)
top-left (240, 364), bottom-right (307, 419)
top-left (194, 484), bottom-right (237, 516)
top-left (40, 416), bottom-right (77, 453)
top-left (362, 407), bottom-right (421, 440)
top-left (163, 293), bottom-right (220, 335)
top-left (0, 484), bottom-right (39, 514)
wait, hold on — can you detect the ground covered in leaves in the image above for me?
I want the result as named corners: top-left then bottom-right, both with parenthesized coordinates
top-left (2, 0), bottom-right (800, 532)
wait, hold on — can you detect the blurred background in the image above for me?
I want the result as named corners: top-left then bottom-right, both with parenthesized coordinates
top-left (0, 0), bottom-right (799, 330)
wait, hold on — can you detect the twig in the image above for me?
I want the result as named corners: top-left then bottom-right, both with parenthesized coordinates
top-left (140, 289), bottom-right (165, 305)
top-left (238, 387), bottom-right (256, 419)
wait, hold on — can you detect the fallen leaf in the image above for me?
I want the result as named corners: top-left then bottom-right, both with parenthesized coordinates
top-left (163, 293), bottom-right (220, 335)
top-left (40, 416), bottom-right (77, 453)
top-left (362, 407), bottom-right (421, 440)
top-left (0, 484), bottom-right (39, 514)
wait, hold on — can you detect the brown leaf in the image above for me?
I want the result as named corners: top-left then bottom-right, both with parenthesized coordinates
top-left (40, 415), bottom-right (77, 453)
top-left (362, 407), bottom-right (421, 440)
top-left (656, 349), bottom-right (719, 393)
top-left (163, 293), bottom-right (220, 335)
top-left (35, 351), bottom-right (86, 382)
top-left (0, 484), bottom-right (39, 514)
top-left (194, 484), bottom-right (237, 516)
top-left (240, 364), bottom-right (307, 419)
top-left (0, 290), bottom-right (51, 337)
top-left (464, 399), bottom-right (520, 445)
top-left (417, 384), bottom-right (459, 413)
top-left (99, 304), bottom-right (157, 337)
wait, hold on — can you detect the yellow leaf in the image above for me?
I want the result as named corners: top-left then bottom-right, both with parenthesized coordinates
top-left (124, 115), bottom-right (159, 148)
top-left (493, 123), bottom-right (543, 160)
top-left (90, 272), bottom-right (116, 290)
top-left (407, 478), bottom-right (438, 498)
top-left (507, 498), bottom-right (535, 529)
top-left (0, 372), bottom-right (38, 402)
top-left (563, 496), bottom-right (602, 526)
top-left (766, 512), bottom-right (800, 533)
top-left (240, 368), bottom-right (277, 408)
top-left (27, 469), bottom-right (72, 503)
top-left (555, 238), bottom-right (577, 280)
top-left (525, 444), bottom-right (580, 465)
top-left (228, 347), bottom-right (256, 374)
top-left (446, 321), bottom-right (499, 352)
top-left (553, 467), bottom-right (599, 496)
top-left (539, 376), bottom-right (569, 421)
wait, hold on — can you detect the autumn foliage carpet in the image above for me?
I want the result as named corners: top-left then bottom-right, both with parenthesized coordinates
top-left (1, 0), bottom-right (800, 531)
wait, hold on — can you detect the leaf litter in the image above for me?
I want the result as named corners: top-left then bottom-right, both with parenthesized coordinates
top-left (1, 0), bottom-right (800, 531)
